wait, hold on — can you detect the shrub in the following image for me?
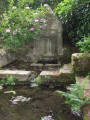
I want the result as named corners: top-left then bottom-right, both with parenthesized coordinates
top-left (77, 35), bottom-right (90, 53)
top-left (30, 0), bottom-right (63, 9)
top-left (55, 0), bottom-right (90, 45)
top-left (0, 0), bottom-right (48, 51)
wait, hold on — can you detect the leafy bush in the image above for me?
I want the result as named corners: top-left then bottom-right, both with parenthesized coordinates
top-left (77, 35), bottom-right (90, 53)
top-left (0, 0), bottom-right (63, 15)
top-left (0, 0), bottom-right (8, 15)
top-left (30, 0), bottom-right (63, 9)
top-left (56, 76), bottom-right (90, 112)
top-left (55, 0), bottom-right (90, 45)
top-left (0, 0), bottom-right (48, 51)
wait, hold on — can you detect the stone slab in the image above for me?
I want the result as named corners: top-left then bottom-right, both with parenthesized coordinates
top-left (62, 64), bottom-right (71, 70)
top-left (59, 69), bottom-right (73, 74)
top-left (0, 70), bottom-right (31, 81)
top-left (40, 71), bottom-right (60, 85)
top-left (40, 71), bottom-right (59, 76)
top-left (31, 63), bottom-right (43, 67)
top-left (44, 64), bottom-right (61, 67)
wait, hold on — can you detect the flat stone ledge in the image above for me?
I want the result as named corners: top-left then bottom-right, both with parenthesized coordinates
top-left (40, 71), bottom-right (59, 76)
top-left (44, 64), bottom-right (61, 67)
top-left (0, 70), bottom-right (31, 81)
top-left (59, 69), bottom-right (73, 74)
top-left (31, 63), bottom-right (43, 67)
top-left (62, 64), bottom-right (71, 70)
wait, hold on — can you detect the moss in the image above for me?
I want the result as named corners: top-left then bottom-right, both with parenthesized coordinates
top-left (72, 53), bottom-right (90, 76)
top-left (72, 53), bottom-right (90, 61)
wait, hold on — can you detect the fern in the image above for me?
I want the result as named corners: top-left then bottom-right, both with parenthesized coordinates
top-left (56, 76), bottom-right (90, 112)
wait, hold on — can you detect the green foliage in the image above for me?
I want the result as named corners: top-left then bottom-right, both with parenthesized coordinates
top-left (0, 79), bottom-right (6, 85)
top-left (0, 0), bottom-right (48, 51)
top-left (30, 0), bottom-right (63, 9)
top-left (77, 35), bottom-right (90, 53)
top-left (34, 76), bottom-right (42, 85)
top-left (44, 75), bottom-right (50, 82)
top-left (56, 76), bottom-right (90, 112)
top-left (0, 0), bottom-right (8, 15)
top-left (55, 0), bottom-right (90, 45)
top-left (0, 76), bottom-right (15, 85)
top-left (6, 76), bottom-right (15, 85)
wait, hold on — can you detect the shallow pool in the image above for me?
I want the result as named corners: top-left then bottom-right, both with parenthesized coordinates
top-left (0, 85), bottom-right (82, 120)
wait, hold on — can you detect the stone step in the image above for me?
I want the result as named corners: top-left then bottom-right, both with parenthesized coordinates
top-left (31, 63), bottom-right (43, 67)
top-left (44, 64), bottom-right (61, 67)
top-left (0, 70), bottom-right (31, 81)
top-left (39, 63), bottom-right (75, 85)
top-left (40, 71), bottom-right (59, 76)
top-left (62, 63), bottom-right (71, 70)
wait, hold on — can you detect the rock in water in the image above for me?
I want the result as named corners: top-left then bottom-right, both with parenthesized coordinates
top-left (11, 96), bottom-right (31, 104)
top-left (41, 115), bottom-right (54, 120)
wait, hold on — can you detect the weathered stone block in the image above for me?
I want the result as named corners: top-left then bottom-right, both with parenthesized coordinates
top-left (0, 70), bottom-right (31, 81)
top-left (40, 71), bottom-right (60, 85)
top-left (59, 69), bottom-right (75, 85)
top-left (72, 53), bottom-right (90, 75)
top-left (0, 49), bottom-right (15, 67)
top-left (39, 64), bottom-right (75, 85)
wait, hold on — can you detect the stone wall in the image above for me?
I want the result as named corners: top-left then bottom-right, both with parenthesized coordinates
top-left (0, 49), bottom-right (15, 67)
top-left (72, 53), bottom-right (90, 75)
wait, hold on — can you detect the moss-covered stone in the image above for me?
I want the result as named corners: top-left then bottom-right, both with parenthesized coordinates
top-left (39, 67), bottom-right (75, 86)
top-left (72, 53), bottom-right (90, 76)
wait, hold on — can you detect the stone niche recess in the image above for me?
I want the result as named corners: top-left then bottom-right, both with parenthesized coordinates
top-left (34, 6), bottom-right (63, 63)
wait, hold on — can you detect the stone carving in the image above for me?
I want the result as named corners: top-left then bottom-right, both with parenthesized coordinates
top-left (34, 5), bottom-right (63, 63)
